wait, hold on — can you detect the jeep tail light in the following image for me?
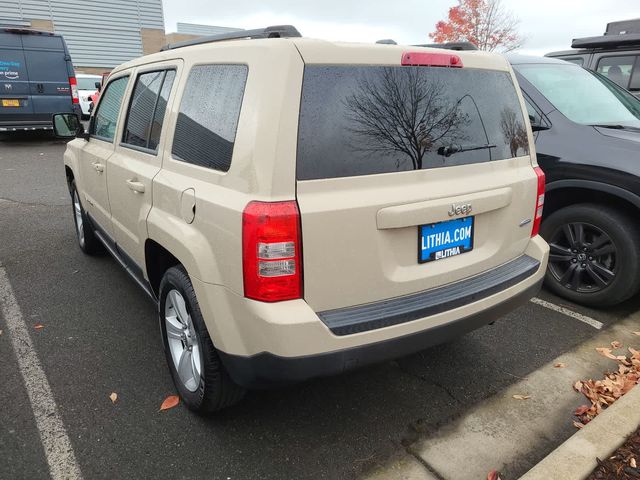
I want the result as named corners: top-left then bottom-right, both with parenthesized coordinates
top-left (401, 52), bottom-right (463, 68)
top-left (243, 201), bottom-right (302, 302)
top-left (69, 76), bottom-right (79, 104)
top-left (531, 167), bottom-right (545, 237)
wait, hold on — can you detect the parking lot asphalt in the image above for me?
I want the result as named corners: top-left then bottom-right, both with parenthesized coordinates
top-left (2, 132), bottom-right (640, 480)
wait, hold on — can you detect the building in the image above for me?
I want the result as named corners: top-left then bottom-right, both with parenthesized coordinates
top-left (0, 0), bottom-right (166, 73)
top-left (164, 22), bottom-right (243, 47)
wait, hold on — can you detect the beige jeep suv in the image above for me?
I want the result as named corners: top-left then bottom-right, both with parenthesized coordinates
top-left (54, 26), bottom-right (549, 413)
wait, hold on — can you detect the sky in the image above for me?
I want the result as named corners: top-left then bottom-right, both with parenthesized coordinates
top-left (161, 0), bottom-right (639, 55)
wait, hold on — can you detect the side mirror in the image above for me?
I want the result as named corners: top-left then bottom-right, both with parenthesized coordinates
top-left (95, 82), bottom-right (102, 92)
top-left (529, 114), bottom-right (550, 132)
top-left (52, 113), bottom-right (87, 140)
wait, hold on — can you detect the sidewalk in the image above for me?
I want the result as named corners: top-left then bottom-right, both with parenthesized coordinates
top-left (361, 311), bottom-right (640, 479)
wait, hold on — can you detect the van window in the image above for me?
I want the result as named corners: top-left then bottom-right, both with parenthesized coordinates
top-left (122, 69), bottom-right (175, 151)
top-left (91, 76), bottom-right (129, 142)
top-left (297, 66), bottom-right (529, 180)
top-left (172, 64), bottom-right (247, 172)
top-left (596, 55), bottom-right (637, 89)
top-left (24, 50), bottom-right (68, 82)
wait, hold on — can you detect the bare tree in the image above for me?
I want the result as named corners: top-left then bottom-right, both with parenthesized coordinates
top-left (430, 0), bottom-right (524, 52)
top-left (343, 68), bottom-right (470, 170)
top-left (500, 107), bottom-right (528, 157)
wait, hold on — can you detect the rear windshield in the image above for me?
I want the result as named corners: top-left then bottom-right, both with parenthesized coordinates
top-left (0, 49), bottom-right (27, 81)
top-left (297, 65), bottom-right (529, 180)
top-left (77, 77), bottom-right (100, 90)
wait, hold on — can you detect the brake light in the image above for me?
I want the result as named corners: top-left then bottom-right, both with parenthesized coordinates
top-left (242, 201), bottom-right (303, 302)
top-left (531, 167), bottom-right (545, 237)
top-left (401, 52), bottom-right (463, 68)
top-left (69, 76), bottom-right (79, 104)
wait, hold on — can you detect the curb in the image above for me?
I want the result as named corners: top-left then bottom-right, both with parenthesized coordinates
top-left (520, 383), bottom-right (640, 480)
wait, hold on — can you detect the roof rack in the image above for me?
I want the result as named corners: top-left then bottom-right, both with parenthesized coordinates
top-left (571, 33), bottom-right (640, 49)
top-left (376, 39), bottom-right (397, 45)
top-left (161, 25), bottom-right (301, 51)
top-left (414, 41), bottom-right (479, 51)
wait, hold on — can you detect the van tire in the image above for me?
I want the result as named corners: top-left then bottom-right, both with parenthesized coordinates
top-left (159, 266), bottom-right (245, 413)
top-left (70, 180), bottom-right (102, 255)
top-left (541, 203), bottom-right (640, 307)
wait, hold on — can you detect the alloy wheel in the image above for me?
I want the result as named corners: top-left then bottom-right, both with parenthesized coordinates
top-left (547, 222), bottom-right (617, 294)
top-left (164, 289), bottom-right (202, 392)
top-left (73, 190), bottom-right (85, 246)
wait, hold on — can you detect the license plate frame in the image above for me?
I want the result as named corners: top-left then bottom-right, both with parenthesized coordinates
top-left (418, 216), bottom-right (475, 263)
top-left (1, 99), bottom-right (20, 107)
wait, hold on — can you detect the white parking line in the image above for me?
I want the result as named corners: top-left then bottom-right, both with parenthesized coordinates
top-left (0, 267), bottom-right (82, 480)
top-left (530, 297), bottom-right (604, 330)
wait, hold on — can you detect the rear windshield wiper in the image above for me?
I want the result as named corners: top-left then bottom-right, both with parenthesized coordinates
top-left (437, 143), bottom-right (496, 157)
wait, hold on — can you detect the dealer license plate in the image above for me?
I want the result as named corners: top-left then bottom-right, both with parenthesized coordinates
top-left (418, 217), bottom-right (474, 263)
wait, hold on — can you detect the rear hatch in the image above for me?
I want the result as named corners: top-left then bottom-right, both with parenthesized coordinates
top-left (293, 45), bottom-right (539, 312)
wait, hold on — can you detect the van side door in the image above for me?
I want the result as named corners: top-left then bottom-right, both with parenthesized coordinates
top-left (78, 75), bottom-right (130, 239)
top-left (106, 62), bottom-right (180, 271)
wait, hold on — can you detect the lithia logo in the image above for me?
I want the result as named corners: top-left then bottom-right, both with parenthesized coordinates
top-left (448, 203), bottom-right (472, 217)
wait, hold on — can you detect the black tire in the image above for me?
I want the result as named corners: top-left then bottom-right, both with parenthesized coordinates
top-left (541, 203), bottom-right (640, 307)
top-left (70, 180), bottom-right (102, 255)
top-left (159, 265), bottom-right (245, 413)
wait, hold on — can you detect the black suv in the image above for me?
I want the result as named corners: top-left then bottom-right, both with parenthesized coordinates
top-left (509, 54), bottom-right (640, 307)
top-left (546, 19), bottom-right (640, 98)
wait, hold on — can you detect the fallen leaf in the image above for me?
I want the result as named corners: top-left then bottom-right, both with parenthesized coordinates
top-left (159, 395), bottom-right (179, 411)
top-left (631, 458), bottom-right (637, 468)
top-left (574, 405), bottom-right (590, 415)
top-left (611, 341), bottom-right (622, 349)
top-left (109, 392), bottom-right (118, 404)
top-left (573, 421), bottom-right (585, 429)
top-left (512, 394), bottom-right (531, 400)
top-left (554, 362), bottom-right (567, 368)
top-left (34, 324), bottom-right (44, 330)
top-left (632, 332), bottom-right (640, 336)
top-left (487, 469), bottom-right (501, 480)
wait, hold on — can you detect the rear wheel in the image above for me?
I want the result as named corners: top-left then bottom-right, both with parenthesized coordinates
top-left (541, 203), bottom-right (640, 307)
top-left (159, 266), bottom-right (245, 413)
top-left (70, 180), bottom-right (102, 255)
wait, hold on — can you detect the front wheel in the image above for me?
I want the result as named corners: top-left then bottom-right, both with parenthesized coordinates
top-left (541, 203), bottom-right (640, 307)
top-left (159, 266), bottom-right (245, 413)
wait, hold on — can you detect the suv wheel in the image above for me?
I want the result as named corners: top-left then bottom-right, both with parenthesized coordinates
top-left (159, 266), bottom-right (245, 413)
top-left (70, 180), bottom-right (102, 254)
top-left (541, 203), bottom-right (640, 307)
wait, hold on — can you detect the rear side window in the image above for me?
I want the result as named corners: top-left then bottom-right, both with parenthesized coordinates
top-left (92, 76), bottom-right (129, 142)
top-left (564, 57), bottom-right (584, 66)
top-left (297, 66), bottom-right (529, 180)
top-left (172, 64), bottom-right (247, 172)
top-left (596, 55), bottom-right (637, 89)
top-left (122, 69), bottom-right (175, 151)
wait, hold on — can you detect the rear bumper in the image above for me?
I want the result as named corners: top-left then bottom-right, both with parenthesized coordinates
top-left (218, 279), bottom-right (542, 388)
top-left (192, 236), bottom-right (548, 388)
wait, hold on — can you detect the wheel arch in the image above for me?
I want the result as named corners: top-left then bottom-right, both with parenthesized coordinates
top-left (144, 239), bottom-right (182, 297)
top-left (545, 180), bottom-right (640, 219)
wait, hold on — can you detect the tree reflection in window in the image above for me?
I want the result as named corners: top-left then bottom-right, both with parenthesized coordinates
top-left (343, 67), bottom-right (471, 170)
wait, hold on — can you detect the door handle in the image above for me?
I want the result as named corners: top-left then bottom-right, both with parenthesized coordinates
top-left (126, 179), bottom-right (145, 193)
top-left (92, 162), bottom-right (104, 173)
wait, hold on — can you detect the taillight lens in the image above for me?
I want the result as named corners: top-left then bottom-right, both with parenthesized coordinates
top-left (242, 201), bottom-right (302, 302)
top-left (69, 77), bottom-right (79, 104)
top-left (531, 166), bottom-right (545, 237)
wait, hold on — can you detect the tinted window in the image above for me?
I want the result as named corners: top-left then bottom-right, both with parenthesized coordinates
top-left (172, 65), bottom-right (247, 172)
top-left (596, 55), bottom-right (637, 89)
top-left (629, 61), bottom-right (640, 91)
top-left (524, 98), bottom-right (542, 125)
top-left (123, 69), bottom-right (175, 150)
top-left (92, 76), bottom-right (129, 142)
top-left (516, 63), bottom-right (640, 127)
top-left (297, 66), bottom-right (529, 180)
top-left (149, 70), bottom-right (175, 150)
